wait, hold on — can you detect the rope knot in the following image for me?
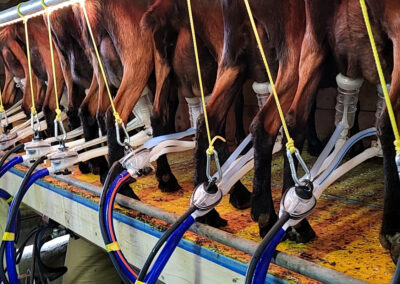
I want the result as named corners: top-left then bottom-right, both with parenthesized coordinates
top-left (394, 140), bottom-right (400, 154)
top-left (114, 112), bottom-right (122, 125)
top-left (0, 105), bottom-right (4, 113)
top-left (286, 138), bottom-right (296, 154)
top-left (31, 106), bottom-right (37, 115)
top-left (55, 109), bottom-right (62, 121)
top-left (206, 136), bottom-right (226, 156)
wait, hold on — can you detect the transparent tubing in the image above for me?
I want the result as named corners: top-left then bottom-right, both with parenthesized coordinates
top-left (316, 74), bottom-right (364, 177)
top-left (185, 95), bottom-right (211, 129)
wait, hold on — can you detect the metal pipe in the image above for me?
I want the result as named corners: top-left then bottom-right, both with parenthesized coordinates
top-left (0, 0), bottom-right (79, 27)
top-left (55, 174), bottom-right (367, 284)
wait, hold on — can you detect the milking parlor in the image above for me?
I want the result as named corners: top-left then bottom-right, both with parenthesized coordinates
top-left (0, 0), bottom-right (397, 283)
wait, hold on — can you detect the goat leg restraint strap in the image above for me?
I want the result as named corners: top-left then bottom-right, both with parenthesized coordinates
top-left (243, 0), bottom-right (310, 185)
top-left (359, 0), bottom-right (400, 179)
top-left (17, 3), bottom-right (41, 133)
top-left (186, 0), bottom-right (225, 183)
top-left (80, 2), bottom-right (129, 147)
top-left (41, 0), bottom-right (67, 142)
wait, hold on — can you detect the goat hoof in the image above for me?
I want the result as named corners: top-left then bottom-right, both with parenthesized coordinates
top-left (78, 162), bottom-right (91, 174)
top-left (119, 183), bottom-right (139, 200)
top-left (229, 183), bottom-right (251, 209)
top-left (258, 213), bottom-right (278, 238)
top-left (196, 209), bottom-right (227, 228)
top-left (286, 219), bottom-right (316, 243)
top-left (380, 233), bottom-right (400, 263)
top-left (158, 173), bottom-right (182, 193)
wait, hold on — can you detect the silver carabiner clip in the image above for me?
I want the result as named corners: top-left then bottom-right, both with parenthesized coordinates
top-left (115, 120), bottom-right (130, 147)
top-left (54, 118), bottom-right (67, 142)
top-left (30, 113), bottom-right (41, 132)
top-left (286, 148), bottom-right (311, 186)
top-left (395, 154), bottom-right (400, 181)
top-left (0, 110), bottom-right (9, 129)
top-left (206, 149), bottom-right (223, 183)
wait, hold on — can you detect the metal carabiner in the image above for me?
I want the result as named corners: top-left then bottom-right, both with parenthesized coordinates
top-left (206, 149), bottom-right (223, 183)
top-left (0, 110), bottom-right (9, 130)
top-left (54, 118), bottom-right (67, 142)
top-left (286, 148), bottom-right (311, 186)
top-left (30, 113), bottom-right (41, 133)
top-left (395, 154), bottom-right (400, 181)
top-left (115, 120), bottom-right (130, 148)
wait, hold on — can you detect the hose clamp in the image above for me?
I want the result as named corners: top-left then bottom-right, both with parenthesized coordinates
top-left (206, 149), bottom-right (223, 183)
top-left (286, 148), bottom-right (310, 186)
top-left (115, 120), bottom-right (130, 148)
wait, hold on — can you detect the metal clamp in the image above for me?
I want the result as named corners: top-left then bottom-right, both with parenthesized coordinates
top-left (0, 110), bottom-right (9, 129)
top-left (54, 118), bottom-right (67, 142)
top-left (286, 148), bottom-right (311, 186)
top-left (30, 113), bottom-right (41, 132)
top-left (115, 121), bottom-right (130, 147)
top-left (206, 149), bottom-right (223, 183)
top-left (396, 154), bottom-right (400, 181)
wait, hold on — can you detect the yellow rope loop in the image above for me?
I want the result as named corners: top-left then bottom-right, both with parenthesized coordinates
top-left (206, 136), bottom-right (226, 156)
top-left (40, 0), bottom-right (47, 9)
top-left (55, 108), bottom-right (62, 122)
top-left (105, 241), bottom-right (120, 252)
top-left (2, 232), bottom-right (15, 241)
top-left (31, 106), bottom-right (37, 115)
top-left (360, 0), bottom-right (400, 148)
top-left (16, 3), bottom-right (25, 18)
top-left (286, 138), bottom-right (296, 155)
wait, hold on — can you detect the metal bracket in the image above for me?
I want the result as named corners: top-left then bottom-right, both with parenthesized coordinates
top-left (54, 118), bottom-right (67, 143)
top-left (286, 148), bottom-right (311, 186)
top-left (115, 121), bottom-right (130, 148)
top-left (206, 149), bottom-right (223, 183)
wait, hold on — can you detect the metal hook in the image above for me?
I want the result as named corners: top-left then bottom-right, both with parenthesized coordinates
top-left (0, 110), bottom-right (9, 130)
top-left (206, 149), bottom-right (223, 183)
top-left (54, 118), bottom-right (67, 142)
top-left (30, 113), bottom-right (41, 132)
top-left (286, 148), bottom-right (311, 186)
top-left (115, 121), bottom-right (130, 148)
top-left (396, 154), bottom-right (400, 181)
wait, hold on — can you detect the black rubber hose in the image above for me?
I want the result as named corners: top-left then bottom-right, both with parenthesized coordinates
top-left (391, 256), bottom-right (400, 284)
top-left (0, 143), bottom-right (24, 169)
top-left (0, 156), bottom-right (46, 284)
top-left (136, 205), bottom-right (197, 282)
top-left (245, 211), bottom-right (290, 284)
top-left (99, 161), bottom-right (131, 284)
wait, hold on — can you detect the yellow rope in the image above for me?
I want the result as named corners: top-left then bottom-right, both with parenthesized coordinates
top-left (17, 3), bottom-right (36, 115)
top-left (243, 0), bottom-right (295, 154)
top-left (0, 84), bottom-right (4, 113)
top-left (80, 2), bottom-right (122, 124)
top-left (186, 0), bottom-right (225, 156)
top-left (359, 0), bottom-right (400, 154)
top-left (42, 0), bottom-right (62, 122)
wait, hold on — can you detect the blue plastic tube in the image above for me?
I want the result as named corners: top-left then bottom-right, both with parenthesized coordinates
top-left (103, 170), bottom-right (137, 282)
top-left (145, 215), bottom-right (195, 284)
top-left (5, 168), bottom-right (49, 284)
top-left (252, 229), bottom-right (286, 284)
top-left (0, 156), bottom-right (23, 178)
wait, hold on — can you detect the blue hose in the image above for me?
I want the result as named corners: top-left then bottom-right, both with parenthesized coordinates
top-left (102, 170), bottom-right (137, 282)
top-left (252, 229), bottom-right (286, 284)
top-left (145, 215), bottom-right (195, 284)
top-left (5, 168), bottom-right (49, 284)
top-left (0, 156), bottom-right (23, 178)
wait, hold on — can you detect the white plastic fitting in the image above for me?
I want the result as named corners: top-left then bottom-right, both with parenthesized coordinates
top-left (185, 95), bottom-right (211, 129)
top-left (252, 81), bottom-right (272, 109)
top-left (13, 77), bottom-right (26, 92)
